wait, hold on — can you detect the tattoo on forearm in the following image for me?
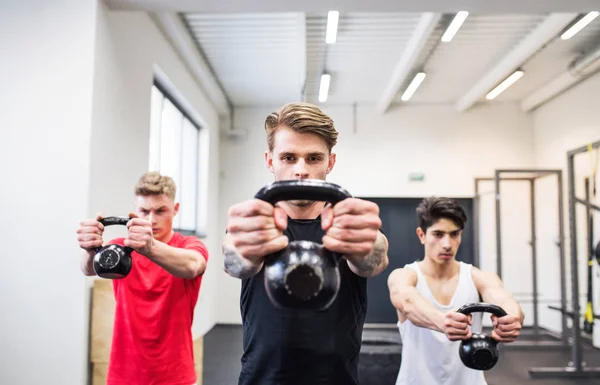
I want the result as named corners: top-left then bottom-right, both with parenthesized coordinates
top-left (351, 236), bottom-right (387, 273)
top-left (223, 245), bottom-right (261, 279)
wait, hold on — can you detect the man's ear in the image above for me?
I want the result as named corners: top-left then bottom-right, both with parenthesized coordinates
top-left (265, 150), bottom-right (274, 174)
top-left (416, 227), bottom-right (425, 244)
top-left (174, 202), bottom-right (180, 216)
top-left (326, 152), bottom-right (336, 174)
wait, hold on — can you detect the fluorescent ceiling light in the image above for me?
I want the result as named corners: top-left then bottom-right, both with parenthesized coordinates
top-left (561, 12), bottom-right (599, 40)
top-left (441, 11), bottom-right (469, 42)
top-left (401, 72), bottom-right (426, 101)
top-left (326, 11), bottom-right (339, 44)
top-left (486, 70), bottom-right (524, 100)
top-left (319, 73), bottom-right (331, 102)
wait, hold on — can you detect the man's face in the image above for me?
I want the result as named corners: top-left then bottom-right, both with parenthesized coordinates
top-left (134, 194), bottom-right (179, 241)
top-left (265, 126), bottom-right (336, 206)
top-left (417, 218), bottom-right (462, 264)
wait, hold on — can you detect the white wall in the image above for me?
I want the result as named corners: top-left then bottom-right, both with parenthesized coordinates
top-left (0, 1), bottom-right (98, 384)
top-left (531, 71), bottom-right (600, 346)
top-left (90, 4), bottom-right (222, 339)
top-left (217, 102), bottom-right (536, 324)
top-left (0, 2), bottom-right (222, 384)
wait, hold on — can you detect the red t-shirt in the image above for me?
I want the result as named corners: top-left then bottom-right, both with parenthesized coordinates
top-left (105, 232), bottom-right (209, 385)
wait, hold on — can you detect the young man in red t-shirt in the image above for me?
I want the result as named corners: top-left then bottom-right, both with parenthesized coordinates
top-left (76, 171), bottom-right (209, 385)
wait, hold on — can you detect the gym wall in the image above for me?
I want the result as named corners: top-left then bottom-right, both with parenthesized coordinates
top-left (0, 1), bottom-right (98, 384)
top-left (531, 70), bottom-right (600, 347)
top-left (0, 1), bottom-right (223, 384)
top-left (217, 103), bottom-right (536, 324)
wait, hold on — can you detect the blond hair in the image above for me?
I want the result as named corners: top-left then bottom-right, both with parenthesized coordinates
top-left (134, 171), bottom-right (176, 200)
top-left (265, 102), bottom-right (338, 153)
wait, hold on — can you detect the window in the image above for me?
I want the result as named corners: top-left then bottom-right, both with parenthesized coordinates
top-left (148, 82), bottom-right (202, 236)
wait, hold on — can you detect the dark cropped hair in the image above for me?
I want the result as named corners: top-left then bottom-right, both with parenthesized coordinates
top-left (416, 197), bottom-right (467, 233)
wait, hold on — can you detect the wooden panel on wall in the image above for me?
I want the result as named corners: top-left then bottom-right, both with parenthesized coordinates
top-left (195, 336), bottom-right (204, 385)
top-left (91, 279), bottom-right (115, 364)
top-left (92, 364), bottom-right (108, 385)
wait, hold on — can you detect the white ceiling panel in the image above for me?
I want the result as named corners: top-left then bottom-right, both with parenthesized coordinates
top-left (496, 15), bottom-right (600, 101)
top-left (304, 12), bottom-right (423, 105)
top-left (183, 13), bottom-right (306, 106)
top-left (395, 14), bottom-right (548, 104)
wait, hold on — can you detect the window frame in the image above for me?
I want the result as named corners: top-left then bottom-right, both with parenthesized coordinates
top-left (150, 79), bottom-right (204, 238)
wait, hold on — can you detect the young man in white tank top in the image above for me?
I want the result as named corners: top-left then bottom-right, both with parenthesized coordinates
top-left (387, 197), bottom-right (524, 385)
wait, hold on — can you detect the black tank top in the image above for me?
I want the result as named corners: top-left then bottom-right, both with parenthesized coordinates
top-left (238, 216), bottom-right (368, 385)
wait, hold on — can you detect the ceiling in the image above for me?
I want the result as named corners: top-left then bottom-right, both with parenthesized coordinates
top-left (106, 0), bottom-right (600, 113)
top-left (183, 11), bottom-right (600, 109)
top-left (106, 0), bottom-right (600, 14)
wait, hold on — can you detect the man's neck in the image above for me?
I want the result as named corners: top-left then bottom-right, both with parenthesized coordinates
top-left (156, 230), bottom-right (175, 244)
top-left (278, 201), bottom-right (326, 220)
top-left (421, 257), bottom-right (459, 280)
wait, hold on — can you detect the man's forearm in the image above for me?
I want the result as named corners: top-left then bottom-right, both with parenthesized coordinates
top-left (499, 297), bottom-right (525, 324)
top-left (392, 287), bottom-right (445, 332)
top-left (346, 231), bottom-right (389, 277)
top-left (483, 288), bottom-right (525, 323)
top-left (222, 243), bottom-right (263, 279)
top-left (146, 240), bottom-right (206, 279)
top-left (80, 251), bottom-right (97, 276)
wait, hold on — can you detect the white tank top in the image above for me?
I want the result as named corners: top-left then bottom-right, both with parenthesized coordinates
top-left (395, 261), bottom-right (487, 385)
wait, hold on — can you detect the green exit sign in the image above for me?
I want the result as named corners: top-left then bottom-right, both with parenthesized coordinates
top-left (409, 172), bottom-right (425, 182)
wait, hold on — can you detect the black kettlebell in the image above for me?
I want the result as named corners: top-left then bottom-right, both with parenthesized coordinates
top-left (93, 216), bottom-right (133, 279)
top-left (457, 302), bottom-right (507, 371)
top-left (254, 179), bottom-right (352, 311)
top-left (595, 240), bottom-right (600, 265)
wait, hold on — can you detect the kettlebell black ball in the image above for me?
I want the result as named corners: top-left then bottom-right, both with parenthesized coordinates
top-left (264, 240), bottom-right (341, 311)
top-left (94, 244), bottom-right (133, 279)
top-left (459, 333), bottom-right (500, 371)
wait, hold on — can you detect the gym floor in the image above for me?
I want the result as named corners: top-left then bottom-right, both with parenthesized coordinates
top-left (202, 325), bottom-right (600, 385)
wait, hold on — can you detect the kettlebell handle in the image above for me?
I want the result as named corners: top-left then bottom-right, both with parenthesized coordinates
top-left (457, 302), bottom-right (507, 318)
top-left (254, 179), bottom-right (352, 205)
top-left (99, 216), bottom-right (130, 226)
top-left (95, 216), bottom-right (132, 253)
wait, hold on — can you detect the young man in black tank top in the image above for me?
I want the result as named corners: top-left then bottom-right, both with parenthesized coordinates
top-left (222, 102), bottom-right (390, 385)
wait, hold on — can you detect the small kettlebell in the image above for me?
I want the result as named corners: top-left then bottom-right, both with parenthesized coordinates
top-left (93, 216), bottom-right (133, 279)
top-left (254, 179), bottom-right (352, 311)
top-left (457, 302), bottom-right (507, 371)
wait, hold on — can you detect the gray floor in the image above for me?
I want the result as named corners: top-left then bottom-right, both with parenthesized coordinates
top-left (203, 325), bottom-right (243, 385)
top-left (202, 325), bottom-right (600, 385)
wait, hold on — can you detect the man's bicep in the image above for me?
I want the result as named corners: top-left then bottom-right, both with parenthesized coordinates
top-left (388, 268), bottom-right (417, 294)
top-left (472, 268), bottom-right (508, 302)
top-left (184, 237), bottom-right (209, 262)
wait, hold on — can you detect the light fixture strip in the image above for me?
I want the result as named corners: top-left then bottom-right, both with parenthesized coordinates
top-left (486, 70), bottom-right (525, 100)
top-left (441, 11), bottom-right (469, 42)
top-left (401, 72), bottom-right (427, 101)
top-left (326, 11), bottom-right (339, 44)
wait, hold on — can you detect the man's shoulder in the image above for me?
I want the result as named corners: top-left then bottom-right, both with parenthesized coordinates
top-left (388, 265), bottom-right (418, 286)
top-left (173, 232), bottom-right (206, 246)
top-left (173, 233), bottom-right (209, 258)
